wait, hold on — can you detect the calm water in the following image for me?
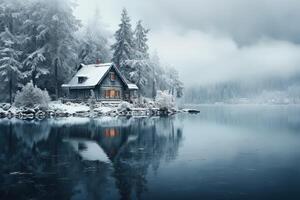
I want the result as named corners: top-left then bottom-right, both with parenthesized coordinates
top-left (1, 105), bottom-right (300, 200)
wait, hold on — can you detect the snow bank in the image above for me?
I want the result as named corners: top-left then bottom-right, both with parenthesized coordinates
top-left (94, 106), bottom-right (114, 114)
top-left (49, 101), bottom-right (89, 114)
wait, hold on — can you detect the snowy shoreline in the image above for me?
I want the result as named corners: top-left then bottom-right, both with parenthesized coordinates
top-left (0, 101), bottom-right (180, 120)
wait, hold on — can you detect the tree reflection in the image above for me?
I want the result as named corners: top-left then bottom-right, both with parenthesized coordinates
top-left (0, 116), bottom-right (183, 200)
top-left (109, 117), bottom-right (183, 200)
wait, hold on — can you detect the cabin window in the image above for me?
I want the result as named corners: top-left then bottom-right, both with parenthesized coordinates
top-left (110, 89), bottom-right (115, 98)
top-left (78, 76), bottom-right (86, 84)
top-left (110, 72), bottom-right (116, 81)
top-left (105, 90), bottom-right (110, 98)
top-left (104, 89), bottom-right (121, 99)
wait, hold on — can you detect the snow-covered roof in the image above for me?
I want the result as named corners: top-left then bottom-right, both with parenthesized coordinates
top-left (62, 63), bottom-right (139, 90)
top-left (62, 63), bottom-right (112, 89)
top-left (127, 83), bottom-right (138, 90)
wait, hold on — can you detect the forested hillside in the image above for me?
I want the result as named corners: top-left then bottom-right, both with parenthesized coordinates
top-left (0, 0), bottom-right (183, 103)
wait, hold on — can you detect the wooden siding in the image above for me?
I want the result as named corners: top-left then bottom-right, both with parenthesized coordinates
top-left (67, 67), bottom-right (131, 101)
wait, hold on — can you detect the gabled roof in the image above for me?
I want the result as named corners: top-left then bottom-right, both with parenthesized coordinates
top-left (62, 63), bottom-right (138, 90)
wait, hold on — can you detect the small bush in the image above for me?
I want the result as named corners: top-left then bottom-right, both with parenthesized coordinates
top-left (14, 82), bottom-right (51, 109)
top-left (155, 90), bottom-right (175, 109)
top-left (117, 101), bottom-right (133, 112)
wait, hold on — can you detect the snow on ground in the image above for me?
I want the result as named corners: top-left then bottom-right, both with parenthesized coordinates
top-left (49, 101), bottom-right (116, 115)
top-left (8, 106), bottom-right (18, 113)
top-left (94, 106), bottom-right (114, 114)
top-left (49, 101), bottom-right (90, 114)
top-left (1, 98), bottom-right (178, 119)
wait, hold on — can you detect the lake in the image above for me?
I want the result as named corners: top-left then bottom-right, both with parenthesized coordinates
top-left (1, 105), bottom-right (300, 200)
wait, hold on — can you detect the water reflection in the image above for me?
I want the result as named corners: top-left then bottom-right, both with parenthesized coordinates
top-left (2, 106), bottom-right (300, 200)
top-left (0, 117), bottom-right (183, 200)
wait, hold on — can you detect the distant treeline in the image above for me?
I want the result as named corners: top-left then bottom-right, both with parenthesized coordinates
top-left (183, 75), bottom-right (300, 104)
top-left (0, 0), bottom-right (183, 103)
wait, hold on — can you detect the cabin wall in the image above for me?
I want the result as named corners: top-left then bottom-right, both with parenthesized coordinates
top-left (98, 67), bottom-right (126, 100)
top-left (67, 67), bottom-right (130, 101)
top-left (68, 88), bottom-right (91, 100)
top-left (98, 67), bottom-right (129, 100)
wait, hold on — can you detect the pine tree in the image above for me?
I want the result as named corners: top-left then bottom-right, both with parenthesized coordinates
top-left (46, 0), bottom-right (80, 99)
top-left (125, 59), bottom-right (150, 96)
top-left (79, 6), bottom-right (110, 64)
top-left (124, 21), bottom-right (151, 97)
top-left (165, 66), bottom-right (184, 98)
top-left (23, 0), bottom-right (80, 99)
top-left (134, 20), bottom-right (149, 59)
top-left (0, 28), bottom-right (23, 104)
top-left (111, 8), bottom-right (135, 68)
top-left (21, 0), bottom-right (50, 86)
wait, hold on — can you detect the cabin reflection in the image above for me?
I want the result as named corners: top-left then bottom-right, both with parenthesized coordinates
top-left (104, 128), bottom-right (119, 137)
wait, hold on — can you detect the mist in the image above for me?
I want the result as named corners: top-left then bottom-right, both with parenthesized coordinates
top-left (0, 0), bottom-right (297, 103)
top-left (76, 0), bottom-right (300, 90)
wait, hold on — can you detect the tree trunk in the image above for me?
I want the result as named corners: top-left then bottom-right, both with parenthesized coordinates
top-left (152, 80), bottom-right (155, 100)
top-left (152, 65), bottom-right (156, 100)
top-left (9, 69), bottom-right (12, 105)
top-left (32, 67), bottom-right (36, 86)
top-left (138, 68), bottom-right (142, 104)
top-left (54, 58), bottom-right (59, 100)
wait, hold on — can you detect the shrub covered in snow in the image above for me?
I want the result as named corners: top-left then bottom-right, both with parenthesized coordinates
top-left (117, 101), bottom-right (133, 112)
top-left (134, 97), bottom-right (156, 108)
top-left (155, 90), bottom-right (175, 109)
top-left (14, 82), bottom-right (51, 109)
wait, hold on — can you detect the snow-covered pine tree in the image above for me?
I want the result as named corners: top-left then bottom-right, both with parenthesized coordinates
top-left (78, 6), bottom-right (110, 64)
top-left (0, 27), bottom-right (23, 104)
top-left (124, 21), bottom-right (151, 97)
top-left (149, 52), bottom-right (162, 98)
top-left (148, 52), bottom-right (184, 98)
top-left (22, 47), bottom-right (47, 86)
top-left (21, 0), bottom-right (50, 86)
top-left (125, 59), bottom-right (151, 97)
top-left (25, 0), bottom-right (80, 99)
top-left (134, 20), bottom-right (149, 59)
top-left (165, 66), bottom-right (184, 98)
top-left (111, 8), bottom-right (135, 68)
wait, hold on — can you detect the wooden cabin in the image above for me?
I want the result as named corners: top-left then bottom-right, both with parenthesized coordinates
top-left (61, 63), bottom-right (138, 102)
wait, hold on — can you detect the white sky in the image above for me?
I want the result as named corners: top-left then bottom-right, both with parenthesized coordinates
top-left (75, 0), bottom-right (300, 87)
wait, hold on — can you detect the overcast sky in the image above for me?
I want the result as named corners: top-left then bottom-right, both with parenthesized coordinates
top-left (75, 0), bottom-right (300, 86)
